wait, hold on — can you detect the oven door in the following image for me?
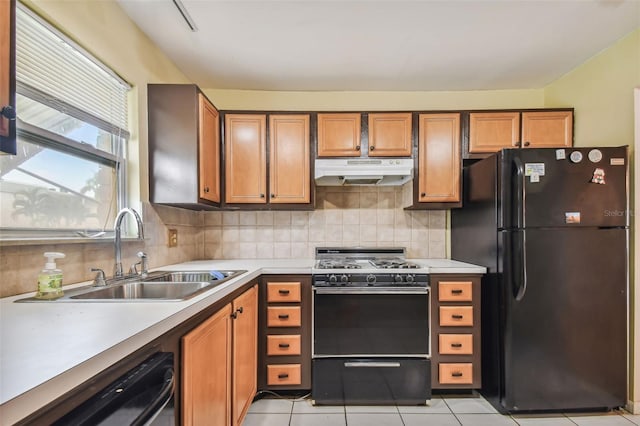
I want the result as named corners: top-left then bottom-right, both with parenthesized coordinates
top-left (313, 287), bottom-right (430, 357)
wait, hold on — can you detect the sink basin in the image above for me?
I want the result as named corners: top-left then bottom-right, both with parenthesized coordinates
top-left (16, 270), bottom-right (247, 302)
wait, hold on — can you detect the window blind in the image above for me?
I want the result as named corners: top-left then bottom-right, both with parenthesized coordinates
top-left (15, 4), bottom-right (130, 134)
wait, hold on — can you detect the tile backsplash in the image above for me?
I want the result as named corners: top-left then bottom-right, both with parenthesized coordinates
top-left (0, 183), bottom-right (447, 297)
top-left (202, 185), bottom-right (447, 260)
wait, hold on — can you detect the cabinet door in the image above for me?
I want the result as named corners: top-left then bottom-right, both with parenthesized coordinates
top-left (0, 0), bottom-right (16, 154)
top-left (418, 113), bottom-right (461, 203)
top-left (182, 304), bottom-right (232, 426)
top-left (198, 94), bottom-right (220, 203)
top-left (317, 113), bottom-right (361, 157)
top-left (269, 114), bottom-right (310, 204)
top-left (232, 285), bottom-right (258, 426)
top-left (522, 111), bottom-right (573, 148)
top-left (225, 114), bottom-right (267, 203)
top-left (368, 113), bottom-right (412, 157)
top-left (468, 112), bottom-right (520, 153)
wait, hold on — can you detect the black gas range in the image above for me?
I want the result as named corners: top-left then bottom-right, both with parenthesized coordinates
top-left (311, 247), bottom-right (429, 288)
top-left (311, 247), bottom-right (431, 406)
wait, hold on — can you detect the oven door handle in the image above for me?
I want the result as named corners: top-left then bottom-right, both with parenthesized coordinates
top-left (344, 361), bottom-right (401, 368)
top-left (314, 287), bottom-right (429, 295)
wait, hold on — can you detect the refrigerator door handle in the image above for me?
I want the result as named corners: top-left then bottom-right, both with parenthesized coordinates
top-left (513, 157), bottom-right (526, 228)
top-left (514, 229), bottom-right (528, 301)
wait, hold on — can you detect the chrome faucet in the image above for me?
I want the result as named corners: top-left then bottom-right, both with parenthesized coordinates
top-left (113, 208), bottom-right (145, 278)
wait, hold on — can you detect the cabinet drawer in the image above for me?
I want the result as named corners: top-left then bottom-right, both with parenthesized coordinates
top-left (439, 363), bottom-right (473, 385)
top-left (439, 334), bottom-right (473, 355)
top-left (267, 335), bottom-right (301, 356)
top-left (438, 281), bottom-right (472, 302)
top-left (267, 306), bottom-right (301, 327)
top-left (267, 282), bottom-right (301, 303)
top-left (439, 306), bottom-right (473, 327)
top-left (267, 364), bottom-right (301, 385)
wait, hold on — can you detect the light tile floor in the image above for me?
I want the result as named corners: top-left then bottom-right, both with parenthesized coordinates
top-left (245, 394), bottom-right (638, 426)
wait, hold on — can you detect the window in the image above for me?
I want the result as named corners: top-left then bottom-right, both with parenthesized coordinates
top-left (0, 3), bottom-right (130, 239)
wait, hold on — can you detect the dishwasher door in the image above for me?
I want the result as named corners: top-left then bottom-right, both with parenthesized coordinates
top-left (53, 352), bottom-right (175, 426)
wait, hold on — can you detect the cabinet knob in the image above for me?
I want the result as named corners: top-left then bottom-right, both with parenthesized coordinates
top-left (231, 312), bottom-right (238, 319)
top-left (523, 141), bottom-right (530, 147)
top-left (355, 145), bottom-right (361, 151)
top-left (420, 193), bottom-right (426, 197)
top-left (260, 193), bottom-right (265, 198)
top-left (1, 106), bottom-right (16, 120)
top-left (271, 193), bottom-right (275, 198)
top-left (513, 141), bottom-right (521, 147)
top-left (370, 146), bottom-right (375, 151)
top-left (204, 187), bottom-right (210, 193)
top-left (236, 306), bottom-right (243, 314)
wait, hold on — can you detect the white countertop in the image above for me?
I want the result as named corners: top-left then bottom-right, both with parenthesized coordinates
top-left (0, 258), bottom-right (484, 424)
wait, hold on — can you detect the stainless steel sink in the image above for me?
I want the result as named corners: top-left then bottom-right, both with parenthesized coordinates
top-left (16, 270), bottom-right (247, 302)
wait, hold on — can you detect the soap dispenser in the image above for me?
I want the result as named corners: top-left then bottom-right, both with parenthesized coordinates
top-left (36, 252), bottom-right (65, 300)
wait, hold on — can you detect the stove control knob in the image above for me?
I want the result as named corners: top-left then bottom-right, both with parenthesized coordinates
top-left (340, 274), bottom-right (349, 283)
top-left (394, 274), bottom-right (404, 283)
top-left (366, 274), bottom-right (376, 284)
top-left (329, 274), bottom-right (338, 284)
top-left (406, 274), bottom-right (415, 283)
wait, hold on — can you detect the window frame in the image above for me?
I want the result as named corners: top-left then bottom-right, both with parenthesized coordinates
top-left (0, 2), bottom-right (131, 241)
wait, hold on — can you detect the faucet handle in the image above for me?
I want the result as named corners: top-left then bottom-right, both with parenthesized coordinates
top-left (91, 268), bottom-right (107, 287)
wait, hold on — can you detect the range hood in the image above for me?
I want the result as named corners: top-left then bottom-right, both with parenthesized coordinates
top-left (314, 158), bottom-right (413, 186)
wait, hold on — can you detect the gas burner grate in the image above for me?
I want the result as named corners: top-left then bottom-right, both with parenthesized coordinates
top-left (315, 260), bottom-right (362, 269)
top-left (370, 258), bottom-right (421, 269)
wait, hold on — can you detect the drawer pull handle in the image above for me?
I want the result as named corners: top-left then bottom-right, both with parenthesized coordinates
top-left (278, 343), bottom-right (290, 348)
top-left (452, 314), bottom-right (464, 319)
top-left (278, 314), bottom-right (290, 320)
top-left (451, 372), bottom-right (464, 377)
top-left (278, 289), bottom-right (290, 295)
top-left (278, 373), bottom-right (289, 379)
top-left (451, 343), bottom-right (463, 348)
top-left (451, 289), bottom-right (463, 294)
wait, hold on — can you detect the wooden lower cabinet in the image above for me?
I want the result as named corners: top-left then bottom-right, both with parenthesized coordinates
top-left (182, 304), bottom-right (232, 426)
top-left (431, 274), bottom-right (482, 389)
top-left (232, 285), bottom-right (258, 426)
top-left (182, 284), bottom-right (258, 426)
top-left (258, 275), bottom-right (312, 391)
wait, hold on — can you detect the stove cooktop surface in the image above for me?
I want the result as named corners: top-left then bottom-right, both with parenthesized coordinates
top-left (312, 247), bottom-right (427, 276)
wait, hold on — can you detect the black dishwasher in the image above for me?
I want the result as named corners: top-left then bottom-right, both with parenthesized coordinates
top-left (53, 352), bottom-right (175, 426)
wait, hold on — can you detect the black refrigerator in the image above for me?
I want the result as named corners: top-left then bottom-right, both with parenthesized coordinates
top-left (452, 146), bottom-right (628, 413)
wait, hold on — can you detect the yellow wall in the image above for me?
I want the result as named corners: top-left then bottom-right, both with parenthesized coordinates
top-left (544, 29), bottom-right (640, 148)
top-left (204, 88), bottom-right (544, 111)
top-left (22, 0), bottom-right (192, 206)
top-left (544, 28), bottom-right (640, 407)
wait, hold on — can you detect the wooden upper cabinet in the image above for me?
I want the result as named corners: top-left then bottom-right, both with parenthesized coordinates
top-left (368, 113), bottom-right (412, 157)
top-left (468, 110), bottom-right (573, 154)
top-left (198, 94), bottom-right (220, 203)
top-left (232, 285), bottom-right (258, 426)
top-left (418, 113), bottom-right (461, 203)
top-left (0, 0), bottom-right (16, 154)
top-left (225, 114), bottom-right (267, 203)
top-left (269, 115), bottom-right (310, 204)
top-left (468, 112), bottom-right (520, 153)
top-left (317, 113), bottom-right (361, 157)
top-left (521, 110), bottom-right (573, 148)
top-left (182, 304), bottom-right (232, 426)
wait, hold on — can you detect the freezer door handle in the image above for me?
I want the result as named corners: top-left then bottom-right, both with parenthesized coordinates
top-left (513, 229), bottom-right (528, 301)
top-left (513, 157), bottom-right (526, 228)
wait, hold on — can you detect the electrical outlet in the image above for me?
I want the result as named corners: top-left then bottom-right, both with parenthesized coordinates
top-left (168, 229), bottom-right (178, 247)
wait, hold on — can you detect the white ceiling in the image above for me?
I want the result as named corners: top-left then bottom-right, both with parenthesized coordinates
top-left (117, 0), bottom-right (640, 91)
